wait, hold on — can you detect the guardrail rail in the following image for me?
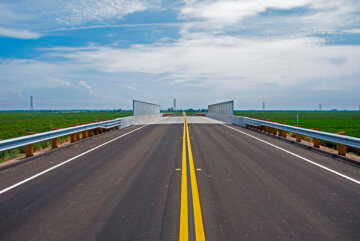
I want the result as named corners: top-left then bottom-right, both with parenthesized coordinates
top-left (207, 113), bottom-right (360, 156)
top-left (0, 118), bottom-right (123, 157)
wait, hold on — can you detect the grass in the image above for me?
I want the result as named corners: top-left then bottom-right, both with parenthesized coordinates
top-left (0, 111), bottom-right (132, 162)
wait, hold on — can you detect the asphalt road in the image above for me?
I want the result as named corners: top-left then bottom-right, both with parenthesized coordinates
top-left (0, 116), bottom-right (359, 241)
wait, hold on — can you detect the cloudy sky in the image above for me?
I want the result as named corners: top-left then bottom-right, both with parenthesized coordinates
top-left (1, 0), bottom-right (359, 110)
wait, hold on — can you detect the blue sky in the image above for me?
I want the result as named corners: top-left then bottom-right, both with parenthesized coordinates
top-left (0, 0), bottom-right (360, 110)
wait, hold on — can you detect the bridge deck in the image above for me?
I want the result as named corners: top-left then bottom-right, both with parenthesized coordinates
top-left (0, 117), bottom-right (359, 241)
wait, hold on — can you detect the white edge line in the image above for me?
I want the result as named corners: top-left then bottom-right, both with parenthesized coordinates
top-left (222, 124), bottom-right (360, 185)
top-left (0, 117), bottom-right (164, 195)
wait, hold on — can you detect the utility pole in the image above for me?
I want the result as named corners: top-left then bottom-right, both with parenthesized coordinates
top-left (296, 113), bottom-right (299, 125)
top-left (30, 96), bottom-right (34, 111)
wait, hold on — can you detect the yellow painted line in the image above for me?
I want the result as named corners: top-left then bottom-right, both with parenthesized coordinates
top-left (185, 116), bottom-right (206, 241)
top-left (179, 116), bottom-right (188, 241)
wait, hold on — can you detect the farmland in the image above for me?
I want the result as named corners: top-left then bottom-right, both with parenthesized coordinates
top-left (0, 111), bottom-right (132, 162)
top-left (234, 111), bottom-right (360, 138)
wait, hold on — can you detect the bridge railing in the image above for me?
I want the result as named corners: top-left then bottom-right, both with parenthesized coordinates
top-left (206, 113), bottom-right (360, 156)
top-left (0, 113), bottom-right (163, 157)
top-left (0, 118), bottom-right (122, 153)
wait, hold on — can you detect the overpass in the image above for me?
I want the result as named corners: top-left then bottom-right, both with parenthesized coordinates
top-left (0, 101), bottom-right (359, 241)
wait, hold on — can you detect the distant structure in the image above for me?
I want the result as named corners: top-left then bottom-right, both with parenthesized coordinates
top-left (173, 99), bottom-right (176, 112)
top-left (30, 96), bottom-right (34, 111)
top-left (359, 104), bottom-right (360, 112)
top-left (262, 101), bottom-right (265, 111)
top-left (319, 103), bottom-right (322, 111)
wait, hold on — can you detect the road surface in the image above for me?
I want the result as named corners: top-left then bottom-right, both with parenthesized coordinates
top-left (0, 116), bottom-right (359, 241)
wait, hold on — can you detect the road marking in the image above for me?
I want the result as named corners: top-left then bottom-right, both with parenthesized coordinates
top-left (0, 118), bottom-right (163, 195)
top-left (223, 124), bottom-right (360, 185)
top-left (179, 116), bottom-right (189, 241)
top-left (186, 117), bottom-right (206, 241)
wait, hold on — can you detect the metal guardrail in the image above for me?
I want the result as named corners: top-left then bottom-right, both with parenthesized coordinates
top-left (243, 117), bottom-right (360, 149)
top-left (0, 118), bottom-right (122, 152)
top-left (206, 113), bottom-right (360, 149)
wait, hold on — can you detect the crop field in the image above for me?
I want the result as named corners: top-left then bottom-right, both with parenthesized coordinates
top-left (234, 111), bottom-right (360, 138)
top-left (0, 111), bottom-right (132, 162)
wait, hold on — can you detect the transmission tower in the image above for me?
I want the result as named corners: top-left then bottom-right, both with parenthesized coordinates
top-left (262, 101), bottom-right (265, 111)
top-left (173, 99), bottom-right (176, 111)
top-left (30, 96), bottom-right (34, 111)
top-left (319, 103), bottom-right (322, 111)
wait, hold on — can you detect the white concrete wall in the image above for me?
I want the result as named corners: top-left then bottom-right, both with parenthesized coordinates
top-left (206, 113), bottom-right (245, 127)
top-left (133, 100), bottom-right (160, 116)
top-left (208, 100), bottom-right (234, 116)
top-left (119, 113), bottom-right (163, 128)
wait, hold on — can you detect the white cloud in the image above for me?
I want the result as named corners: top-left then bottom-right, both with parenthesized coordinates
top-left (55, 0), bottom-right (147, 26)
top-left (180, 0), bottom-right (312, 24)
top-left (0, 0), bottom-right (154, 34)
top-left (49, 77), bottom-right (72, 86)
top-left (78, 80), bottom-right (92, 89)
top-left (0, 59), bottom-right (66, 91)
top-left (0, 26), bottom-right (40, 39)
top-left (179, 0), bottom-right (360, 35)
top-left (343, 28), bottom-right (360, 34)
top-left (43, 35), bottom-right (360, 93)
top-left (1, 0), bottom-right (359, 109)
top-left (128, 86), bottom-right (137, 91)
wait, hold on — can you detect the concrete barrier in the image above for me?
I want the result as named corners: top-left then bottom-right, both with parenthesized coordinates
top-left (119, 113), bottom-right (163, 129)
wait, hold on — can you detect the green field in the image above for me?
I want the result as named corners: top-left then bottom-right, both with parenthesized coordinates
top-left (0, 111), bottom-right (132, 162)
top-left (234, 111), bottom-right (360, 138)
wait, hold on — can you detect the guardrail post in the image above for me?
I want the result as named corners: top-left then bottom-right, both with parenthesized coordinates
top-left (311, 128), bottom-right (320, 148)
top-left (280, 129), bottom-right (287, 138)
top-left (272, 128), bottom-right (277, 135)
top-left (50, 128), bottom-right (59, 149)
top-left (295, 125), bottom-right (302, 142)
top-left (70, 133), bottom-right (76, 143)
top-left (70, 125), bottom-right (76, 143)
top-left (75, 126), bottom-right (81, 141)
top-left (279, 122), bottom-right (287, 138)
top-left (71, 124), bottom-right (80, 141)
top-left (82, 130), bottom-right (87, 139)
top-left (273, 122), bottom-right (281, 137)
top-left (337, 132), bottom-right (347, 156)
top-left (25, 132), bottom-right (37, 157)
top-left (266, 119), bottom-right (271, 134)
top-left (97, 128), bottom-right (102, 134)
top-left (87, 129), bottom-right (93, 137)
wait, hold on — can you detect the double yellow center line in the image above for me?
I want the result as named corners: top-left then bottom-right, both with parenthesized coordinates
top-left (179, 116), bottom-right (206, 241)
